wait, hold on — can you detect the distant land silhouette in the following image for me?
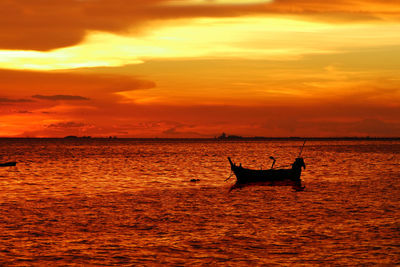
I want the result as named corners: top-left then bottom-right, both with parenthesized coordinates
top-left (0, 135), bottom-right (399, 141)
top-left (64, 135), bottom-right (92, 139)
top-left (213, 133), bottom-right (399, 141)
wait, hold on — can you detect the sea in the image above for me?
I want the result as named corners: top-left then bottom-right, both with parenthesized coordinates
top-left (0, 138), bottom-right (399, 266)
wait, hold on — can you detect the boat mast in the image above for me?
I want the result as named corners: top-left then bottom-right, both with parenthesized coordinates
top-left (298, 140), bottom-right (306, 157)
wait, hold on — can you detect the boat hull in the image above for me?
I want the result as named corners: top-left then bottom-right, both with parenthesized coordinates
top-left (228, 157), bottom-right (304, 190)
top-left (232, 167), bottom-right (301, 185)
top-left (0, 162), bottom-right (17, 167)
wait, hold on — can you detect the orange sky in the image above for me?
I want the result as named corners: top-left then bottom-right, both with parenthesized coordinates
top-left (0, 0), bottom-right (399, 137)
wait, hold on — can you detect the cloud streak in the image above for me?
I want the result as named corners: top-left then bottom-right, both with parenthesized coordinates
top-left (2, 15), bottom-right (399, 71)
top-left (32, 95), bottom-right (90, 101)
top-left (0, 97), bottom-right (33, 103)
top-left (1, 0), bottom-right (399, 51)
top-left (47, 121), bottom-right (87, 128)
top-left (0, 69), bottom-right (156, 97)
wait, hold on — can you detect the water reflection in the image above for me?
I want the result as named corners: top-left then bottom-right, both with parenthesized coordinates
top-left (0, 139), bottom-right (399, 265)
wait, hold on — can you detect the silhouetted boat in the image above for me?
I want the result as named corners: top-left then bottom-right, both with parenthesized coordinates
top-left (227, 157), bottom-right (305, 191)
top-left (0, 162), bottom-right (17, 167)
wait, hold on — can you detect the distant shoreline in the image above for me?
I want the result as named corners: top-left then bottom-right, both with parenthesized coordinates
top-left (0, 137), bottom-right (399, 141)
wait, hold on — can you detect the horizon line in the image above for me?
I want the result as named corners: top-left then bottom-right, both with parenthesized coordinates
top-left (0, 136), bottom-right (399, 141)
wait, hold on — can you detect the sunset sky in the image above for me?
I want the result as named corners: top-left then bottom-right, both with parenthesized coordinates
top-left (0, 0), bottom-right (399, 137)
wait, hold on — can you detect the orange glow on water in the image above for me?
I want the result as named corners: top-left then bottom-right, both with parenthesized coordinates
top-left (0, 139), bottom-right (399, 265)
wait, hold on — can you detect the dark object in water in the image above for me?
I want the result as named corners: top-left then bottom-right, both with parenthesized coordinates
top-left (0, 162), bottom-right (17, 167)
top-left (190, 179), bottom-right (200, 182)
top-left (228, 157), bottom-right (305, 191)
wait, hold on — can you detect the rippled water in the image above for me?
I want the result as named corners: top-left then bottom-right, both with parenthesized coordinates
top-left (0, 139), bottom-right (399, 265)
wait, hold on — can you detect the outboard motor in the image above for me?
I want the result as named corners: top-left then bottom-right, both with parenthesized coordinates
top-left (269, 156), bottom-right (276, 169)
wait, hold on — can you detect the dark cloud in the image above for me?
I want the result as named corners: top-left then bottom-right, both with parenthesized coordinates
top-left (0, 69), bottom-right (156, 97)
top-left (161, 121), bottom-right (206, 137)
top-left (262, 117), bottom-right (400, 137)
top-left (47, 121), bottom-right (87, 128)
top-left (1, 0), bottom-right (398, 51)
top-left (32, 94), bottom-right (90, 101)
top-left (17, 101), bottom-right (400, 137)
top-left (352, 118), bottom-right (400, 136)
top-left (0, 97), bottom-right (33, 103)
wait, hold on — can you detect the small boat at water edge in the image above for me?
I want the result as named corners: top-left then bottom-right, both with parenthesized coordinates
top-left (227, 157), bottom-right (306, 191)
top-left (0, 162), bottom-right (17, 167)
